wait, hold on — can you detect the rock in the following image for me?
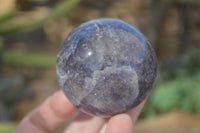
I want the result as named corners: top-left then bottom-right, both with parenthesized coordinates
top-left (56, 18), bottom-right (157, 117)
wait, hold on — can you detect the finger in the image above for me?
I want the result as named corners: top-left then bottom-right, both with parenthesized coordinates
top-left (105, 114), bottom-right (133, 133)
top-left (128, 99), bottom-right (146, 124)
top-left (15, 90), bottom-right (77, 133)
top-left (99, 123), bottom-right (107, 133)
top-left (64, 112), bottom-right (106, 133)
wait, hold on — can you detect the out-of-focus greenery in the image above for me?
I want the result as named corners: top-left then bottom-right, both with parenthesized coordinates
top-left (0, 37), bottom-right (2, 49)
top-left (0, 8), bottom-right (18, 25)
top-left (0, 37), bottom-right (3, 71)
top-left (50, 0), bottom-right (80, 19)
top-left (0, 0), bottom-right (80, 35)
top-left (0, 0), bottom-right (80, 68)
top-left (184, 47), bottom-right (200, 75)
top-left (141, 46), bottom-right (200, 117)
top-left (0, 123), bottom-right (16, 133)
top-left (144, 75), bottom-right (200, 115)
top-left (3, 52), bottom-right (56, 68)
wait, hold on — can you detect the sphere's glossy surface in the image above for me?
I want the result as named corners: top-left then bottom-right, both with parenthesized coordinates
top-left (56, 18), bottom-right (157, 117)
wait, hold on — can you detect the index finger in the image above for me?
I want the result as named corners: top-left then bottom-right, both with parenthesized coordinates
top-left (15, 90), bottom-right (77, 133)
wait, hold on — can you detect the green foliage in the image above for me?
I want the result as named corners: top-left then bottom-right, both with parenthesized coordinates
top-left (50, 0), bottom-right (80, 19)
top-left (141, 46), bottom-right (200, 117)
top-left (153, 75), bottom-right (199, 111)
top-left (0, 123), bottom-right (16, 133)
top-left (184, 46), bottom-right (200, 75)
top-left (151, 80), bottom-right (182, 112)
top-left (0, 0), bottom-right (80, 36)
top-left (0, 8), bottom-right (18, 25)
top-left (0, 37), bottom-right (2, 49)
top-left (141, 75), bottom-right (200, 117)
top-left (3, 52), bottom-right (56, 68)
top-left (0, 0), bottom-right (80, 67)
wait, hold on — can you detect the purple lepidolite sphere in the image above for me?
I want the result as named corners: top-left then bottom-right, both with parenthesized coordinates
top-left (56, 18), bottom-right (157, 117)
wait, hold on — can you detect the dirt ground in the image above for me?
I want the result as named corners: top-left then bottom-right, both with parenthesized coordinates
top-left (135, 112), bottom-right (200, 133)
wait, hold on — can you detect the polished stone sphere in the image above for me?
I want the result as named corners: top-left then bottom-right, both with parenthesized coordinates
top-left (56, 18), bottom-right (157, 117)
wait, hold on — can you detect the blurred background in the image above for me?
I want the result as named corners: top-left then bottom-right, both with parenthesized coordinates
top-left (0, 0), bottom-right (200, 132)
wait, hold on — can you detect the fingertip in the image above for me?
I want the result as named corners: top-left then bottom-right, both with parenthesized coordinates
top-left (128, 99), bottom-right (146, 124)
top-left (106, 114), bottom-right (133, 133)
top-left (49, 90), bottom-right (77, 119)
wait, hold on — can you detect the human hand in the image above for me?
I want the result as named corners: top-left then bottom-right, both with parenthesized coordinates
top-left (15, 90), bottom-right (145, 133)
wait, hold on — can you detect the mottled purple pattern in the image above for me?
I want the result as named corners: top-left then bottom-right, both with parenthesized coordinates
top-left (56, 18), bottom-right (157, 117)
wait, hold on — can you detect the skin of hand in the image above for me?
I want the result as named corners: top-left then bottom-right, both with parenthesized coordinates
top-left (15, 90), bottom-right (145, 133)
